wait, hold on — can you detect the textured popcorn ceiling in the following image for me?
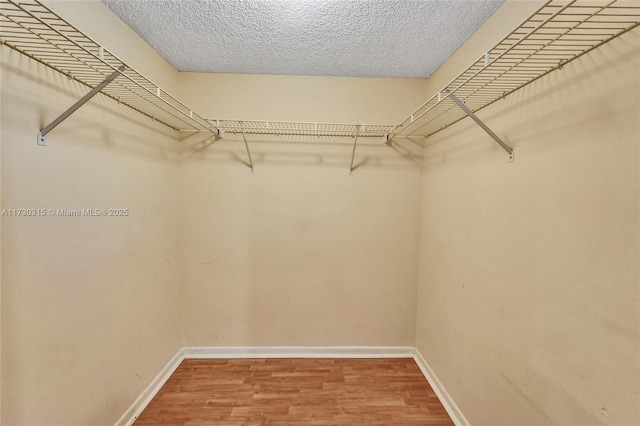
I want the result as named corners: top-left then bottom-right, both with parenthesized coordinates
top-left (102, 0), bottom-right (504, 78)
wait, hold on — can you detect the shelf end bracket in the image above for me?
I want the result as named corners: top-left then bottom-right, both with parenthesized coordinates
top-left (37, 65), bottom-right (127, 146)
top-left (240, 123), bottom-right (254, 173)
top-left (348, 125), bottom-right (361, 175)
top-left (447, 91), bottom-right (514, 162)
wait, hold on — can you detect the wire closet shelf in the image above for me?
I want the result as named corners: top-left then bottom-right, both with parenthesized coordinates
top-left (393, 0), bottom-right (640, 139)
top-left (0, 0), bottom-right (393, 140)
top-left (0, 0), bottom-right (216, 134)
top-left (206, 120), bottom-right (396, 138)
top-left (1, 0), bottom-right (639, 142)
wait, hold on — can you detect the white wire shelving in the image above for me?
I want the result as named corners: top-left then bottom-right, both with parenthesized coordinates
top-left (1, 0), bottom-right (639, 156)
top-left (0, 0), bottom-right (217, 141)
top-left (393, 0), bottom-right (640, 142)
top-left (205, 120), bottom-right (396, 138)
top-left (202, 120), bottom-right (395, 174)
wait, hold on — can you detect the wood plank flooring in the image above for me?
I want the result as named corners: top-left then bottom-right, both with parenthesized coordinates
top-left (134, 358), bottom-right (454, 425)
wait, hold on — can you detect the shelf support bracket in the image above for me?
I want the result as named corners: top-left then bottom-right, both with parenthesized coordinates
top-left (240, 123), bottom-right (254, 173)
top-left (37, 65), bottom-right (127, 146)
top-left (446, 91), bottom-right (514, 162)
top-left (349, 125), bottom-right (360, 175)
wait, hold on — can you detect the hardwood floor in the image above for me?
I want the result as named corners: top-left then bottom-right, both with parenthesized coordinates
top-left (134, 358), bottom-right (454, 425)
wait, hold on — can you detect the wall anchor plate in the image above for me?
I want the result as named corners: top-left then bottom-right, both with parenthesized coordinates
top-left (37, 132), bottom-right (47, 146)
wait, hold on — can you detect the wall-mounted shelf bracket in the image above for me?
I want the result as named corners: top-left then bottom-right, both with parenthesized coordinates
top-left (446, 91), bottom-right (514, 162)
top-left (239, 123), bottom-right (254, 173)
top-left (37, 65), bottom-right (127, 146)
top-left (348, 125), bottom-right (361, 176)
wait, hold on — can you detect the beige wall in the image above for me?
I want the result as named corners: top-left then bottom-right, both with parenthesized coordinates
top-left (1, 1), bottom-right (182, 424)
top-left (1, 2), bottom-right (429, 423)
top-left (179, 72), bottom-right (429, 124)
top-left (3, 0), bottom-right (639, 425)
top-left (178, 72), bottom-right (427, 347)
top-left (414, 2), bottom-right (640, 425)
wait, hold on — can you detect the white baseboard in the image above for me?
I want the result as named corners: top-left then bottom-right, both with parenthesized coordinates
top-left (413, 348), bottom-right (470, 426)
top-left (115, 346), bottom-right (466, 426)
top-left (114, 349), bottom-right (184, 426)
top-left (182, 345), bottom-right (415, 359)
